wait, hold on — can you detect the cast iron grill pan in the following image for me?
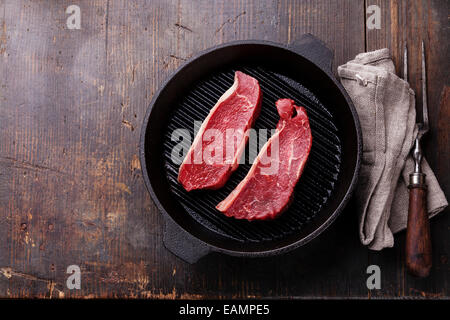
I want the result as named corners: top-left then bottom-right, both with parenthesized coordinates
top-left (162, 64), bottom-right (342, 244)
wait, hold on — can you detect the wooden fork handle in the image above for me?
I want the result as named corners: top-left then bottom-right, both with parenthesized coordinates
top-left (406, 184), bottom-right (432, 277)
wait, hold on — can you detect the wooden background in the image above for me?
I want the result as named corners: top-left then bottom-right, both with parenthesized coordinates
top-left (0, 0), bottom-right (448, 298)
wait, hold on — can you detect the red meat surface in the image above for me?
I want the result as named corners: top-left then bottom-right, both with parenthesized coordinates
top-left (178, 71), bottom-right (262, 191)
top-left (216, 99), bottom-right (312, 220)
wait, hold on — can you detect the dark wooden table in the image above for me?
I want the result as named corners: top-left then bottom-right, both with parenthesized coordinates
top-left (0, 0), bottom-right (448, 299)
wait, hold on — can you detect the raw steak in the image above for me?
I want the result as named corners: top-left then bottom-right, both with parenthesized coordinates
top-left (216, 99), bottom-right (312, 220)
top-left (178, 71), bottom-right (262, 191)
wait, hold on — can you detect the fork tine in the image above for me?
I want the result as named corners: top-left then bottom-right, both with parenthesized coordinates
top-left (403, 44), bottom-right (408, 81)
top-left (421, 41), bottom-right (429, 132)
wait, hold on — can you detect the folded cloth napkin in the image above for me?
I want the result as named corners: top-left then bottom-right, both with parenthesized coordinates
top-left (337, 49), bottom-right (448, 250)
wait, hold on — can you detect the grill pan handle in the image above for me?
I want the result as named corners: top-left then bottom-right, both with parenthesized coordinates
top-left (162, 214), bottom-right (211, 264)
top-left (288, 33), bottom-right (333, 72)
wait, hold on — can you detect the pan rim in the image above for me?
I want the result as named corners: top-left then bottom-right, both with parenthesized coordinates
top-left (139, 39), bottom-right (362, 256)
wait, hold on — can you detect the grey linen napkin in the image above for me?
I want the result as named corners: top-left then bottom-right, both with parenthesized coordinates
top-left (337, 49), bottom-right (448, 250)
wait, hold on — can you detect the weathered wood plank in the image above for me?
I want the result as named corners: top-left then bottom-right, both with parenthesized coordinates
top-left (1, 0), bottom-right (447, 299)
top-left (365, 0), bottom-right (449, 298)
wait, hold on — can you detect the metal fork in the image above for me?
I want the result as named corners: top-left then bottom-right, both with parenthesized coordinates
top-left (404, 41), bottom-right (432, 278)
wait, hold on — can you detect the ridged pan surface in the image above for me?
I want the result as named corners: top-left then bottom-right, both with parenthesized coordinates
top-left (163, 64), bottom-right (341, 244)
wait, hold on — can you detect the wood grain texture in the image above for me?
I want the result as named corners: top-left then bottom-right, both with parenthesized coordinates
top-left (406, 185), bottom-right (432, 278)
top-left (0, 0), bottom-right (447, 298)
top-left (365, 0), bottom-right (449, 298)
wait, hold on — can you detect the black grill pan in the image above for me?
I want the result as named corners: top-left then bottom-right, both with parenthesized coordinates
top-left (140, 34), bottom-right (362, 263)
